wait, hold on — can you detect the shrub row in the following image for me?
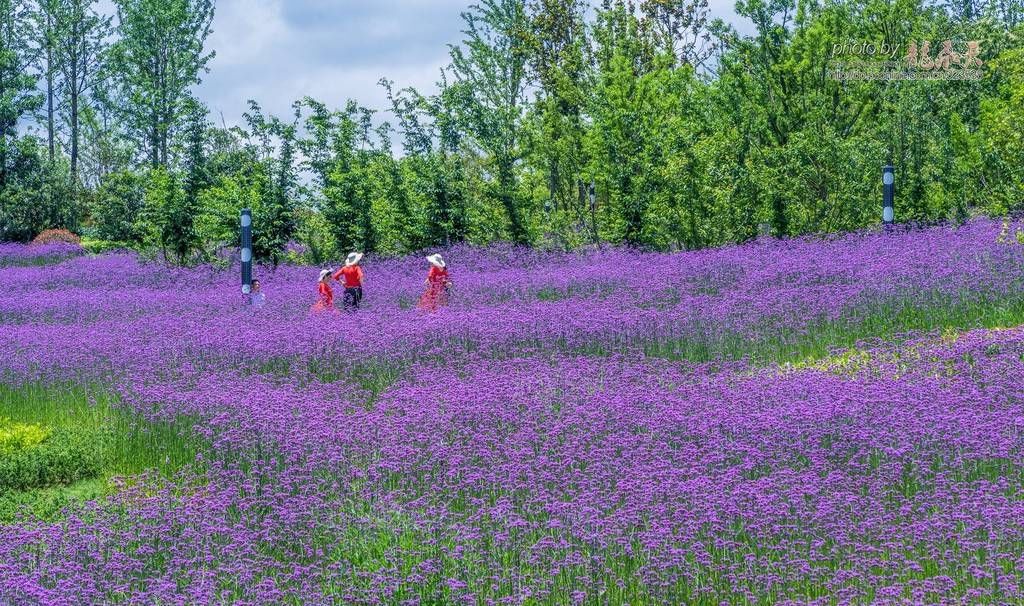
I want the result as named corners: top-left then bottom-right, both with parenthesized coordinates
top-left (0, 427), bottom-right (107, 492)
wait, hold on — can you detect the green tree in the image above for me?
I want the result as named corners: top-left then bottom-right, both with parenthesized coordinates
top-left (382, 76), bottom-right (469, 249)
top-left (54, 0), bottom-right (112, 180)
top-left (369, 120), bottom-right (421, 254)
top-left (429, 79), bottom-right (470, 245)
top-left (91, 169), bottom-right (146, 243)
top-left (299, 98), bottom-right (378, 255)
top-left (639, 0), bottom-right (715, 68)
top-left (587, 0), bottom-right (661, 246)
top-left (144, 166), bottom-right (198, 263)
top-left (262, 110), bottom-right (299, 266)
top-left (197, 102), bottom-right (298, 265)
top-left (109, 0), bottom-right (214, 167)
top-left (450, 0), bottom-right (533, 244)
top-left (34, 0), bottom-right (59, 162)
top-left (525, 0), bottom-right (590, 245)
top-left (181, 99), bottom-right (208, 205)
top-left (0, 0), bottom-right (41, 191)
top-left (978, 42), bottom-right (1024, 215)
top-left (324, 104), bottom-right (377, 255)
top-left (709, 0), bottom-right (886, 237)
top-left (0, 138), bottom-right (78, 241)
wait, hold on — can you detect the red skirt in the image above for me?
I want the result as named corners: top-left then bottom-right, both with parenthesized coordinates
top-left (310, 295), bottom-right (336, 314)
top-left (418, 283), bottom-right (449, 311)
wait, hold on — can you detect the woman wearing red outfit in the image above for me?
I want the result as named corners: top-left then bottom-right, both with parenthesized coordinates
top-left (331, 252), bottom-right (365, 311)
top-left (311, 269), bottom-right (337, 313)
top-left (418, 253), bottom-right (452, 311)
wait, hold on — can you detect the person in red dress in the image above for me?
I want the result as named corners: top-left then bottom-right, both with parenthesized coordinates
top-left (331, 252), bottom-right (365, 311)
top-left (311, 269), bottom-right (337, 313)
top-left (418, 253), bottom-right (452, 312)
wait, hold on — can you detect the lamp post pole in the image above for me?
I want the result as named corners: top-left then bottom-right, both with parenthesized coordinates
top-left (240, 209), bottom-right (253, 299)
top-left (882, 164), bottom-right (895, 229)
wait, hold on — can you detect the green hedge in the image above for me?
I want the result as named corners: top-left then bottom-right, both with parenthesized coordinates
top-left (79, 238), bottom-right (131, 255)
top-left (0, 427), bottom-right (108, 492)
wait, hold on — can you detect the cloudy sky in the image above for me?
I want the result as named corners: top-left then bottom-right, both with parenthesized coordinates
top-left (104, 0), bottom-right (751, 127)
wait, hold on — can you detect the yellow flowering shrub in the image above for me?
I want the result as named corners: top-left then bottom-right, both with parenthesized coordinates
top-left (0, 418), bottom-right (50, 457)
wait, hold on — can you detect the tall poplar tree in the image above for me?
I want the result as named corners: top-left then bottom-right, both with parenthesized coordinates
top-left (54, 0), bottom-right (111, 180)
top-left (35, 0), bottom-right (58, 161)
top-left (450, 0), bottom-right (533, 244)
top-left (526, 0), bottom-right (589, 241)
top-left (0, 0), bottom-right (41, 188)
top-left (109, 0), bottom-right (214, 167)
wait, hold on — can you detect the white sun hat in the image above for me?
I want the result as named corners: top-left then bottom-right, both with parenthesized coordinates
top-left (426, 253), bottom-right (446, 268)
top-left (345, 252), bottom-right (364, 266)
top-left (318, 269), bottom-right (332, 282)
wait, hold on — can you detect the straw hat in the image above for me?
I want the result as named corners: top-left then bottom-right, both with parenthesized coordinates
top-left (345, 252), bottom-right (363, 267)
top-left (426, 253), bottom-right (446, 268)
top-left (318, 269), bottom-right (332, 282)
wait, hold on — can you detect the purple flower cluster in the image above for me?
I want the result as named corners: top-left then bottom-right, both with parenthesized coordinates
top-left (0, 242), bottom-right (84, 268)
top-left (1, 220), bottom-right (1024, 604)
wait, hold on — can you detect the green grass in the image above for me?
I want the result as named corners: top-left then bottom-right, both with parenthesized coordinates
top-left (0, 383), bottom-right (203, 524)
top-left (634, 289), bottom-right (1024, 366)
top-left (0, 477), bottom-right (111, 525)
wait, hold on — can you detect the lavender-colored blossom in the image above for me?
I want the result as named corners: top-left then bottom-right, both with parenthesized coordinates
top-left (1, 220), bottom-right (1023, 603)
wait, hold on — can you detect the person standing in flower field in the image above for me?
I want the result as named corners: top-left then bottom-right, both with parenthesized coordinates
top-left (311, 269), bottom-right (337, 313)
top-left (332, 252), bottom-right (365, 311)
top-left (418, 253), bottom-right (452, 311)
top-left (249, 279), bottom-right (266, 309)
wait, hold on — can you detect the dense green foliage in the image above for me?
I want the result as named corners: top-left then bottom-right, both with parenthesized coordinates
top-left (0, 424), bottom-right (105, 492)
top-left (2, 0), bottom-right (1023, 257)
top-left (0, 415), bottom-right (108, 524)
top-left (0, 385), bottom-right (202, 524)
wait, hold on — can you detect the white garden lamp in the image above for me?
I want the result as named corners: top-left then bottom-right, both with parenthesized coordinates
top-left (240, 208), bottom-right (253, 296)
top-left (882, 164), bottom-right (894, 227)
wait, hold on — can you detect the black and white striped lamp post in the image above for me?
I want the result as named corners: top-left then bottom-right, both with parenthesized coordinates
top-left (240, 208), bottom-right (253, 297)
top-left (882, 164), bottom-right (895, 228)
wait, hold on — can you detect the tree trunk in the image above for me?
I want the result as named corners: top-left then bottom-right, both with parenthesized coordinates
top-left (46, 27), bottom-right (54, 162)
top-left (150, 114), bottom-right (160, 168)
top-left (498, 159), bottom-right (527, 244)
top-left (70, 87), bottom-right (79, 178)
top-left (69, 21), bottom-right (79, 179)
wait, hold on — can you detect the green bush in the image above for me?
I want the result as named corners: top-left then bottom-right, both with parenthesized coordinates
top-left (0, 418), bottom-right (50, 456)
top-left (0, 138), bottom-right (82, 243)
top-left (0, 478), bottom-right (109, 525)
top-left (0, 426), bottom-right (108, 492)
top-left (90, 170), bottom-right (148, 245)
top-left (294, 208), bottom-right (338, 265)
top-left (80, 238), bottom-right (129, 255)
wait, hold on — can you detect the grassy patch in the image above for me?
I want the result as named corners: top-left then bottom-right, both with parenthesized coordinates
top-left (0, 478), bottom-right (111, 525)
top-left (637, 290), bottom-right (1024, 366)
top-left (0, 384), bottom-right (202, 524)
top-left (0, 422), bottom-right (105, 492)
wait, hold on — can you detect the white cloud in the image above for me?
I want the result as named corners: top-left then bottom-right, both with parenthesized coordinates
top-left (195, 0), bottom-right (459, 127)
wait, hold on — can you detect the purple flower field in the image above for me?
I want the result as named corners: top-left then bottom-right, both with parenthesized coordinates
top-left (2, 220), bottom-right (1024, 604)
top-left (0, 243), bottom-right (85, 269)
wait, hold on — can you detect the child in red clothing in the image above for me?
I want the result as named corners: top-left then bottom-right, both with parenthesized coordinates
top-left (332, 252), bottom-right (365, 311)
top-left (311, 269), bottom-right (337, 313)
top-left (418, 253), bottom-right (452, 311)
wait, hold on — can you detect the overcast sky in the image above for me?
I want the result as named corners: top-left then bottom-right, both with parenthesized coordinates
top-left (102, 0), bottom-right (752, 128)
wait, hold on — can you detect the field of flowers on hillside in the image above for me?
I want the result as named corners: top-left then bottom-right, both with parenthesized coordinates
top-left (2, 220), bottom-right (1024, 604)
